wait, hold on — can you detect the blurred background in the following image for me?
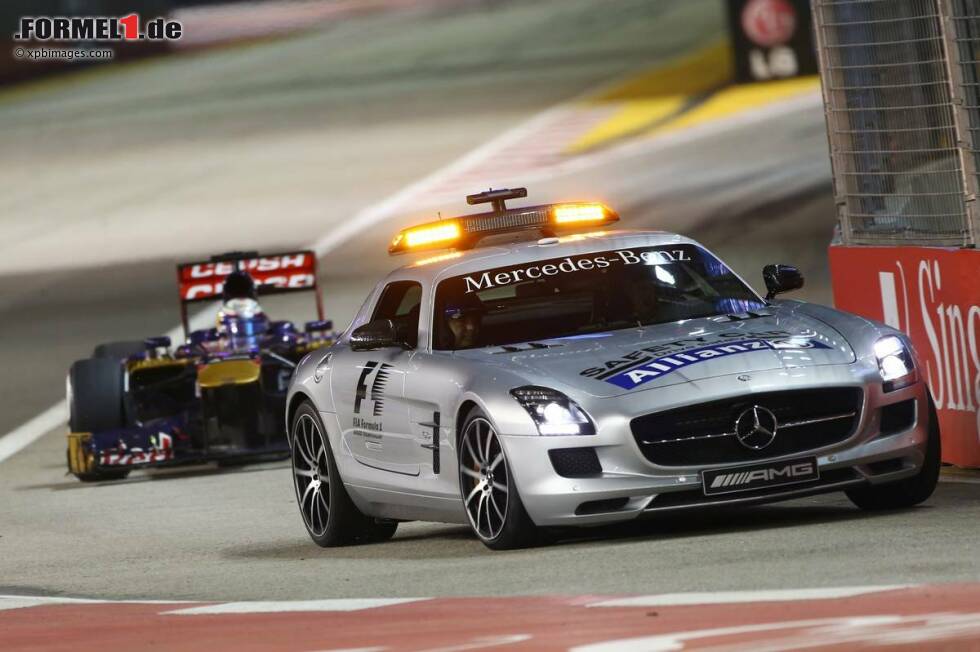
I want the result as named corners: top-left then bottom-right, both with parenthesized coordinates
top-left (0, 0), bottom-right (832, 436)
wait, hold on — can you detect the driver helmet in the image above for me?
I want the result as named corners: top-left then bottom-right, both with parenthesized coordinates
top-left (216, 271), bottom-right (269, 342)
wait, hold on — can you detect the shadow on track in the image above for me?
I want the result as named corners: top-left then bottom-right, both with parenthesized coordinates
top-left (17, 459), bottom-right (289, 492)
top-left (549, 501), bottom-right (911, 550)
top-left (222, 498), bottom-right (911, 562)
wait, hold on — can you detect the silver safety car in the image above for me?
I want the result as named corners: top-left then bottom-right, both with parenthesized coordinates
top-left (286, 188), bottom-right (940, 549)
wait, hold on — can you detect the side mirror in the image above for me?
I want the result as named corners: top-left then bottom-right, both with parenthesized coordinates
top-left (763, 264), bottom-right (804, 301)
top-left (350, 319), bottom-right (405, 351)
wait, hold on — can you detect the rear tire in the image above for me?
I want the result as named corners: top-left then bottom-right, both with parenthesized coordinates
top-left (290, 401), bottom-right (397, 546)
top-left (847, 393), bottom-right (942, 510)
top-left (68, 358), bottom-right (126, 433)
top-left (93, 340), bottom-right (145, 360)
top-left (458, 406), bottom-right (541, 550)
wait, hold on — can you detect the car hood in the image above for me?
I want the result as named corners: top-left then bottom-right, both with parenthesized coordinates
top-left (452, 308), bottom-right (856, 398)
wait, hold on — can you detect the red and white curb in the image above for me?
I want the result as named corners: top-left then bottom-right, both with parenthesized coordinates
top-left (4, 584), bottom-right (980, 651)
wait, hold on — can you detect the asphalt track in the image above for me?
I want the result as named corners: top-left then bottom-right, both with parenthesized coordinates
top-left (1, 1), bottom-right (979, 648)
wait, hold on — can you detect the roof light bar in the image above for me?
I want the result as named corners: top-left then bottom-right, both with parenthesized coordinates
top-left (552, 203), bottom-right (608, 225)
top-left (388, 190), bottom-right (619, 255)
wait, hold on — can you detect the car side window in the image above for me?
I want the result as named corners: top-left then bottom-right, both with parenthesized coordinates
top-left (372, 281), bottom-right (422, 348)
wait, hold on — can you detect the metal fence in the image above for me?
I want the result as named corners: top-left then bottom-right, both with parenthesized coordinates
top-left (813, 0), bottom-right (980, 246)
top-left (950, 0), bottom-right (980, 223)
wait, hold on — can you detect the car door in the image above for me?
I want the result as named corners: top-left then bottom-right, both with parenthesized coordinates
top-left (400, 284), bottom-right (468, 502)
top-left (331, 280), bottom-right (422, 481)
top-left (403, 353), bottom-right (462, 500)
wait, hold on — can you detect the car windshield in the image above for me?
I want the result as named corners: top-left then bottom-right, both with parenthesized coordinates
top-left (433, 243), bottom-right (764, 350)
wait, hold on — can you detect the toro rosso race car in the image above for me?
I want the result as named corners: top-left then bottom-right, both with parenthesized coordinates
top-left (286, 188), bottom-right (940, 549)
top-left (66, 251), bottom-right (334, 482)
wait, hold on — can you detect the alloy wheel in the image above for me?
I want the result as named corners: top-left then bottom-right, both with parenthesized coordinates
top-left (459, 417), bottom-right (509, 541)
top-left (292, 413), bottom-right (330, 537)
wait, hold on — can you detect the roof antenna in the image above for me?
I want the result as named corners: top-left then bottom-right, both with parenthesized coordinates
top-left (489, 187), bottom-right (505, 212)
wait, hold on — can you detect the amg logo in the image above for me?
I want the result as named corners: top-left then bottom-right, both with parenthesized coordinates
top-left (710, 462), bottom-right (815, 489)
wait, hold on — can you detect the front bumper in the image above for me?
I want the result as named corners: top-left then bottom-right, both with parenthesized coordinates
top-left (499, 369), bottom-right (929, 527)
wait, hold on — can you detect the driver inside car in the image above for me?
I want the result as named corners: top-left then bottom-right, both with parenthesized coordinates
top-left (444, 294), bottom-right (485, 349)
top-left (216, 271), bottom-right (270, 349)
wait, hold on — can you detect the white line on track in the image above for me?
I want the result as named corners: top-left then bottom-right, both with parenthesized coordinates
top-left (407, 635), bottom-right (531, 652)
top-left (308, 637), bottom-right (531, 652)
top-left (308, 648), bottom-right (388, 652)
top-left (0, 89), bottom-right (821, 466)
top-left (0, 594), bottom-right (422, 614)
top-left (164, 598), bottom-right (427, 615)
top-left (570, 616), bottom-right (902, 652)
top-left (572, 612), bottom-right (980, 652)
top-left (588, 585), bottom-right (912, 608)
top-left (0, 594), bottom-right (190, 611)
top-left (0, 402), bottom-right (68, 465)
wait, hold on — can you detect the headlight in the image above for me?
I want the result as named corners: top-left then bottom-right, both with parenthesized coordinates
top-left (510, 386), bottom-right (596, 435)
top-left (874, 335), bottom-right (916, 391)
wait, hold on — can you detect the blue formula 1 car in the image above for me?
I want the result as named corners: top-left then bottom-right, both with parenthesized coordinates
top-left (66, 250), bottom-right (334, 482)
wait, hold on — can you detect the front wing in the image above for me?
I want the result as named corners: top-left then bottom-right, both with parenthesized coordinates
top-left (67, 417), bottom-right (289, 476)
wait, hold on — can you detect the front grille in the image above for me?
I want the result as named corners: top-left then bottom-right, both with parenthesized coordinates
top-left (646, 467), bottom-right (863, 510)
top-left (631, 388), bottom-right (863, 467)
top-left (576, 497), bottom-right (628, 515)
top-left (866, 458), bottom-right (907, 475)
top-left (880, 399), bottom-right (916, 436)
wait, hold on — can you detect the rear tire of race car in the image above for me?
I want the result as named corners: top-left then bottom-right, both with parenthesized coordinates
top-left (458, 406), bottom-right (542, 550)
top-left (92, 340), bottom-right (145, 360)
top-left (68, 358), bottom-right (126, 433)
top-left (846, 393), bottom-right (942, 511)
top-left (290, 401), bottom-right (398, 547)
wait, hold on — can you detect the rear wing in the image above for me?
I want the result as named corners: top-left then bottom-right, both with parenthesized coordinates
top-left (175, 250), bottom-right (324, 338)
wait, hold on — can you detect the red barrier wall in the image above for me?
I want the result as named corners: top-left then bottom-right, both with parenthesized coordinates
top-left (829, 244), bottom-right (980, 467)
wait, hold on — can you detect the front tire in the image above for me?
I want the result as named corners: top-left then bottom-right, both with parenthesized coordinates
top-left (846, 393), bottom-right (942, 510)
top-left (68, 358), bottom-right (127, 433)
top-left (290, 401), bottom-right (397, 546)
top-left (458, 407), bottom-right (540, 550)
top-left (67, 359), bottom-right (132, 482)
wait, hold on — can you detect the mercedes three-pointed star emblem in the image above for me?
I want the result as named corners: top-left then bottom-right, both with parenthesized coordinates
top-left (734, 405), bottom-right (778, 450)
